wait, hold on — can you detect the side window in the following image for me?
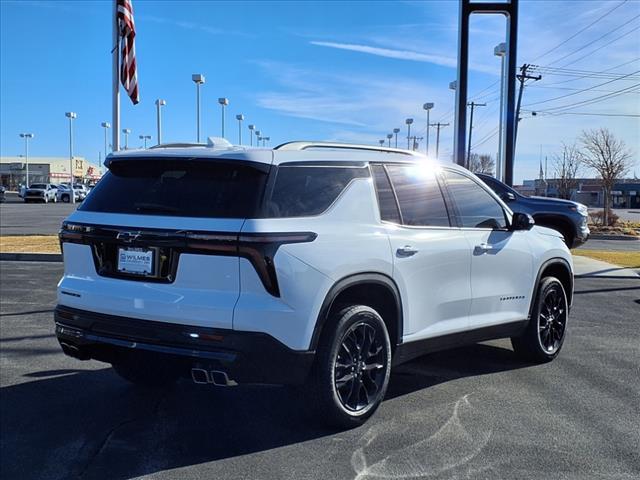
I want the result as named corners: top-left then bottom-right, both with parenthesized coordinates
top-left (443, 170), bottom-right (507, 229)
top-left (266, 165), bottom-right (369, 218)
top-left (385, 164), bottom-right (450, 227)
top-left (371, 164), bottom-right (401, 223)
top-left (479, 175), bottom-right (505, 196)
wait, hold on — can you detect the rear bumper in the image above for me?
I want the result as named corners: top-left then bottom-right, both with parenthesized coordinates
top-left (54, 305), bottom-right (315, 385)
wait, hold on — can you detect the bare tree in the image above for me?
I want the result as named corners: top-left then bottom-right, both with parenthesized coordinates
top-left (552, 142), bottom-right (582, 200)
top-left (468, 153), bottom-right (495, 175)
top-left (580, 128), bottom-right (634, 225)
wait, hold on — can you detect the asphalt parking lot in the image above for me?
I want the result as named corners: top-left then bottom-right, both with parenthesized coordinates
top-left (0, 199), bottom-right (78, 235)
top-left (1, 261), bottom-right (639, 480)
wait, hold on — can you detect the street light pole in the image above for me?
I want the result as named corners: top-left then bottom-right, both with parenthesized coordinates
top-left (248, 124), bottom-right (256, 146)
top-left (494, 42), bottom-right (507, 181)
top-left (236, 114), bottom-right (245, 145)
top-left (254, 130), bottom-right (261, 147)
top-left (393, 128), bottom-right (400, 148)
top-left (379, 139), bottom-right (385, 147)
top-left (423, 103), bottom-right (434, 155)
top-left (218, 98), bottom-right (229, 137)
top-left (466, 102), bottom-right (486, 168)
top-left (65, 112), bottom-right (77, 203)
top-left (101, 122), bottom-right (111, 159)
top-left (139, 135), bottom-right (151, 149)
top-left (19, 133), bottom-right (34, 187)
top-left (387, 133), bottom-right (393, 147)
top-left (263, 136), bottom-right (270, 147)
top-left (155, 99), bottom-right (166, 145)
top-left (122, 129), bottom-right (131, 149)
top-left (192, 74), bottom-right (205, 142)
top-left (430, 122), bottom-right (450, 160)
top-left (405, 118), bottom-right (413, 150)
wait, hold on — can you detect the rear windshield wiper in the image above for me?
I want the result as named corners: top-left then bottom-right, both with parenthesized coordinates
top-left (134, 202), bottom-right (180, 214)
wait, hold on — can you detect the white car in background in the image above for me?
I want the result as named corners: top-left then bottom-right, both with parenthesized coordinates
top-left (56, 184), bottom-right (82, 203)
top-left (24, 183), bottom-right (57, 203)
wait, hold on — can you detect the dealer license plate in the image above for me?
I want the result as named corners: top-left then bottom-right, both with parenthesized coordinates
top-left (117, 248), bottom-right (154, 275)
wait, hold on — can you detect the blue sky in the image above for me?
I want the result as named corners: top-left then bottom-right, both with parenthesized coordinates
top-left (1, 0), bottom-right (638, 183)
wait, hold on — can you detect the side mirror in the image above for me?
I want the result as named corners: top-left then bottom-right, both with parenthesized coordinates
top-left (511, 212), bottom-right (535, 231)
top-left (501, 192), bottom-right (516, 202)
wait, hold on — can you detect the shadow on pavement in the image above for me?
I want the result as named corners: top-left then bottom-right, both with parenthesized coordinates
top-left (0, 343), bottom-right (528, 480)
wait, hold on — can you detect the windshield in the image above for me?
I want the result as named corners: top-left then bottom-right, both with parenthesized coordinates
top-left (80, 158), bottom-right (268, 218)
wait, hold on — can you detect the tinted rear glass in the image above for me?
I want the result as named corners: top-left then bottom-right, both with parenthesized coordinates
top-left (80, 159), bottom-right (267, 218)
top-left (264, 166), bottom-right (369, 217)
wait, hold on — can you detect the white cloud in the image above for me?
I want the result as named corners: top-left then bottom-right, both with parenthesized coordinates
top-left (310, 41), bottom-right (499, 75)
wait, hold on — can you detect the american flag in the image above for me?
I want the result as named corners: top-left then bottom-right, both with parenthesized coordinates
top-left (117, 0), bottom-right (139, 104)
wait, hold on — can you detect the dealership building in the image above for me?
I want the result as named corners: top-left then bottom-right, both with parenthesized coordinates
top-left (0, 156), bottom-right (103, 189)
top-left (515, 178), bottom-right (640, 209)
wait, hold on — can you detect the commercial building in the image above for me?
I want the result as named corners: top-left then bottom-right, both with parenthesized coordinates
top-left (514, 178), bottom-right (640, 209)
top-left (0, 156), bottom-right (103, 189)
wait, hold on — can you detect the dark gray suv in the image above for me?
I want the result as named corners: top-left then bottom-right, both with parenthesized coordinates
top-left (477, 173), bottom-right (589, 248)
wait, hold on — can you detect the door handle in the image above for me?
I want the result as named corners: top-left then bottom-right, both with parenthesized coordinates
top-left (396, 245), bottom-right (418, 257)
top-left (474, 243), bottom-right (494, 254)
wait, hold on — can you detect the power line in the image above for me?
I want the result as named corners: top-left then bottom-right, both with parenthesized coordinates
top-left (540, 82), bottom-right (640, 112)
top-left (531, 0), bottom-right (629, 62)
top-left (524, 69), bottom-right (640, 106)
top-left (546, 13), bottom-right (639, 66)
top-left (471, 126), bottom-right (499, 151)
top-left (538, 57), bottom-right (640, 86)
top-left (522, 109), bottom-right (640, 118)
top-left (530, 84), bottom-right (640, 93)
top-left (558, 25), bottom-right (640, 69)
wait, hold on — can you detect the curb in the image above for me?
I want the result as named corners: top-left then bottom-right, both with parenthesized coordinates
top-left (588, 234), bottom-right (639, 241)
top-left (0, 253), bottom-right (62, 262)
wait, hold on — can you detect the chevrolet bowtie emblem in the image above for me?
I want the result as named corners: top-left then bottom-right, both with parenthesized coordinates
top-left (116, 231), bottom-right (141, 243)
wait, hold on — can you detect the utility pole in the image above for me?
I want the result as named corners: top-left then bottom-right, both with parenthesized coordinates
top-left (466, 102), bottom-right (486, 168)
top-left (515, 63), bottom-right (542, 146)
top-left (411, 136), bottom-right (424, 151)
top-left (430, 122), bottom-right (449, 160)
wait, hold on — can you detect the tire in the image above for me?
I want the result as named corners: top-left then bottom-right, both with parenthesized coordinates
top-left (311, 305), bottom-right (392, 428)
top-left (511, 276), bottom-right (568, 363)
top-left (43, 196), bottom-right (48, 204)
top-left (62, 194), bottom-right (70, 203)
top-left (111, 357), bottom-right (180, 388)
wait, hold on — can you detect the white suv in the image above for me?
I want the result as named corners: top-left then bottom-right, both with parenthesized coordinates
top-left (55, 140), bottom-right (573, 427)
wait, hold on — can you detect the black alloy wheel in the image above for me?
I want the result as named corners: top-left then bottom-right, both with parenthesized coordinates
top-left (313, 305), bottom-right (392, 428)
top-left (537, 283), bottom-right (567, 354)
top-left (511, 276), bottom-right (569, 363)
top-left (334, 321), bottom-right (387, 412)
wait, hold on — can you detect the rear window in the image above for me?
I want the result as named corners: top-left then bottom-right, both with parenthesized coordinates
top-left (264, 165), bottom-right (369, 217)
top-left (80, 159), bottom-right (267, 218)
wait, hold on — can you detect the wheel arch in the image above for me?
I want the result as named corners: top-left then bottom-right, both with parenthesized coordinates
top-left (309, 272), bottom-right (403, 352)
top-left (533, 214), bottom-right (576, 247)
top-left (530, 258), bottom-right (574, 317)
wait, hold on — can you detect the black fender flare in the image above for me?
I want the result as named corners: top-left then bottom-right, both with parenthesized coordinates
top-left (309, 272), bottom-right (403, 350)
top-left (529, 257), bottom-right (574, 319)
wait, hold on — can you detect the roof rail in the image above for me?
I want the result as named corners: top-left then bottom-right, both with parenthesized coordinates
top-left (148, 142), bottom-right (205, 149)
top-left (274, 141), bottom-right (421, 156)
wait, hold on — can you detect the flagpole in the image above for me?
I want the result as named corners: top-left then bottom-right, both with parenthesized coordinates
top-left (112, 0), bottom-right (120, 152)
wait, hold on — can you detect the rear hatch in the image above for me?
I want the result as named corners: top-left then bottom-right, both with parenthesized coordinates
top-left (58, 156), bottom-right (270, 329)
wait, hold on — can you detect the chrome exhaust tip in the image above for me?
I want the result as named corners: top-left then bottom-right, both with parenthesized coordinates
top-left (191, 368), bottom-right (210, 384)
top-left (190, 368), bottom-right (237, 386)
top-left (210, 370), bottom-right (238, 387)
